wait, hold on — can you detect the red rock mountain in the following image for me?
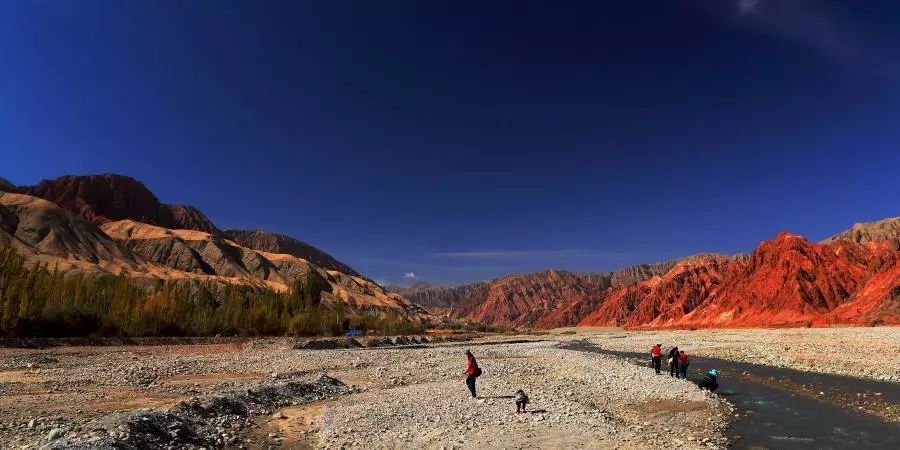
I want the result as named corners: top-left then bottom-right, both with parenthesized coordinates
top-left (578, 234), bottom-right (900, 328)
top-left (579, 255), bottom-right (741, 327)
top-left (825, 247), bottom-right (900, 324)
top-left (399, 254), bottom-right (743, 329)
top-left (676, 234), bottom-right (874, 327)
top-left (403, 231), bottom-right (900, 329)
top-left (465, 269), bottom-right (612, 328)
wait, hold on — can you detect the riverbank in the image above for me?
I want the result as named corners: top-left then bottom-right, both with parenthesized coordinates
top-left (570, 327), bottom-right (900, 383)
top-left (3, 328), bottom-right (898, 448)
top-left (0, 337), bottom-right (730, 449)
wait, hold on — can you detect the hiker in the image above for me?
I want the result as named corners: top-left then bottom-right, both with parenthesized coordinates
top-left (678, 350), bottom-right (689, 379)
top-left (668, 346), bottom-right (680, 378)
top-left (699, 369), bottom-right (719, 392)
top-left (650, 343), bottom-right (662, 374)
top-left (464, 350), bottom-right (482, 398)
top-left (515, 389), bottom-right (529, 413)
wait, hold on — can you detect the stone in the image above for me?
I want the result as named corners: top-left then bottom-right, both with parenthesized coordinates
top-left (47, 428), bottom-right (66, 441)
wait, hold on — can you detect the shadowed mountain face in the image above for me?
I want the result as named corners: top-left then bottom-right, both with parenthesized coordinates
top-left (4, 174), bottom-right (424, 319)
top-left (0, 192), bottom-right (142, 272)
top-left (223, 229), bottom-right (360, 276)
top-left (18, 174), bottom-right (220, 234)
top-left (0, 177), bottom-right (14, 192)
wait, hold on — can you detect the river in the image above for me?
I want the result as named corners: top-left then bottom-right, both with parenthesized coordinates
top-left (560, 340), bottom-right (900, 449)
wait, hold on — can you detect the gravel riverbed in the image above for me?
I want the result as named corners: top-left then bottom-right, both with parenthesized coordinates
top-left (0, 337), bottom-right (731, 449)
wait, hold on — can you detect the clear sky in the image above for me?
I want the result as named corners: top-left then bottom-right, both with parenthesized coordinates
top-left (3, 1), bottom-right (900, 285)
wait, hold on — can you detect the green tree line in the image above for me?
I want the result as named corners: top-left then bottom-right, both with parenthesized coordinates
top-left (0, 245), bottom-right (421, 337)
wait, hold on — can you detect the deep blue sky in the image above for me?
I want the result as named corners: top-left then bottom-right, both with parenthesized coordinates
top-left (3, 1), bottom-right (900, 285)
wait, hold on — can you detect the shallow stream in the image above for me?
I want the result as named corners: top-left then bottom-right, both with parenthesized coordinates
top-left (561, 340), bottom-right (900, 449)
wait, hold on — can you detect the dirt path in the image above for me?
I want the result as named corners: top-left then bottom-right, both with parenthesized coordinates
top-left (246, 402), bottom-right (328, 448)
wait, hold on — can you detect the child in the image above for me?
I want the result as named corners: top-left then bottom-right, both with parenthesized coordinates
top-left (515, 389), bottom-right (529, 413)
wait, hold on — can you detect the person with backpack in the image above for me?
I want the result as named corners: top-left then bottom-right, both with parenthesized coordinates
top-left (668, 346), bottom-right (680, 378)
top-left (514, 389), bottom-right (529, 413)
top-left (464, 350), bottom-right (482, 398)
top-left (678, 350), bottom-right (689, 379)
top-left (699, 369), bottom-right (719, 392)
top-left (650, 343), bottom-right (662, 374)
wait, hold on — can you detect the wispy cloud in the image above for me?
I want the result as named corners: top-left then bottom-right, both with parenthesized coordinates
top-left (403, 272), bottom-right (418, 280)
top-left (729, 0), bottom-right (868, 68)
top-left (738, 0), bottom-right (764, 14)
top-left (431, 249), bottom-right (650, 261)
top-left (453, 170), bottom-right (514, 177)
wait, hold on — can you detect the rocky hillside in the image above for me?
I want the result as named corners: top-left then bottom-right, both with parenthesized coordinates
top-left (4, 174), bottom-right (425, 320)
top-left (578, 255), bottom-right (740, 327)
top-left (0, 192), bottom-right (143, 273)
top-left (18, 174), bottom-right (220, 234)
top-left (399, 228), bottom-right (900, 329)
top-left (397, 254), bottom-right (741, 328)
top-left (578, 233), bottom-right (900, 328)
top-left (392, 282), bottom-right (491, 317)
top-left (223, 229), bottom-right (359, 276)
top-left (822, 216), bottom-right (900, 244)
top-left (464, 269), bottom-right (612, 328)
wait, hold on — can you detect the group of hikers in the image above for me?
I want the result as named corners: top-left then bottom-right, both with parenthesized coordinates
top-left (462, 344), bottom-right (718, 413)
top-left (650, 343), bottom-right (690, 378)
top-left (650, 343), bottom-right (719, 391)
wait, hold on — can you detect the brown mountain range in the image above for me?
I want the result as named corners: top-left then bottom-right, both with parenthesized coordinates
top-left (20, 174), bottom-right (221, 234)
top-left (2, 174), bottom-right (424, 319)
top-left (821, 216), bottom-right (900, 245)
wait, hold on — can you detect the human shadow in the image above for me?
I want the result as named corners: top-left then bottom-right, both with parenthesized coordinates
top-left (527, 409), bottom-right (548, 414)
top-left (482, 395), bottom-right (515, 399)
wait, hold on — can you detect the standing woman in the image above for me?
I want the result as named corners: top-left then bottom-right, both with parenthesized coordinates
top-left (650, 343), bottom-right (662, 375)
top-left (464, 350), bottom-right (482, 398)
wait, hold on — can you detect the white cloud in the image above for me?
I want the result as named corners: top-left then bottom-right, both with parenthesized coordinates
top-left (403, 272), bottom-right (418, 280)
top-left (739, 0), bottom-right (764, 14)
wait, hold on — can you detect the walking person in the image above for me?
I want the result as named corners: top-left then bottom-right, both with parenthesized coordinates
top-left (650, 343), bottom-right (662, 374)
top-left (678, 350), bottom-right (689, 379)
top-left (668, 346), bottom-right (680, 378)
top-left (463, 350), bottom-right (482, 398)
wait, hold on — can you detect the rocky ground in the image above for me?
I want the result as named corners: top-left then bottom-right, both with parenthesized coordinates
top-left (0, 336), bottom-right (731, 449)
top-left (317, 341), bottom-right (730, 449)
top-left (566, 326), bottom-right (900, 382)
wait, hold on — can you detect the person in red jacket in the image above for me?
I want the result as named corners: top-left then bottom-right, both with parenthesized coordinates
top-left (650, 344), bottom-right (662, 374)
top-left (464, 350), bottom-right (482, 398)
top-left (678, 350), bottom-right (690, 379)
